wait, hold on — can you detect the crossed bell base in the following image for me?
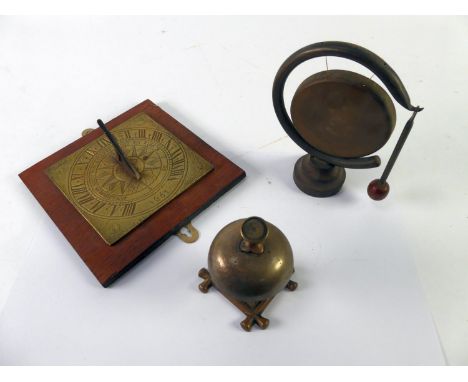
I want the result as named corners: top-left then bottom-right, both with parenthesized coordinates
top-left (198, 268), bottom-right (297, 332)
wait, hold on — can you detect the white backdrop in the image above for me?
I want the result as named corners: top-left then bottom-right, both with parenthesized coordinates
top-left (0, 16), bottom-right (466, 365)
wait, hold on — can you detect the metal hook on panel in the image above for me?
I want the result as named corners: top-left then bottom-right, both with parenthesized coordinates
top-left (176, 222), bottom-right (199, 244)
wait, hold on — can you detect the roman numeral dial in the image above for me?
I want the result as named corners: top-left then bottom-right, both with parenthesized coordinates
top-left (46, 112), bottom-right (213, 245)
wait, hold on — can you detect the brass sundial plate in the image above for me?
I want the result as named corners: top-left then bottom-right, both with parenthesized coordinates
top-left (46, 112), bottom-right (213, 245)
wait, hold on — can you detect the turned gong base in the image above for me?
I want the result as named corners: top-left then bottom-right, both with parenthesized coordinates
top-left (198, 268), bottom-right (297, 332)
top-left (293, 154), bottom-right (346, 197)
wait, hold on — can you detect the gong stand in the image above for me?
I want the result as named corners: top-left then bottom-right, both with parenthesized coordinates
top-left (272, 41), bottom-right (423, 200)
top-left (198, 268), bottom-right (298, 332)
top-left (293, 155), bottom-right (346, 198)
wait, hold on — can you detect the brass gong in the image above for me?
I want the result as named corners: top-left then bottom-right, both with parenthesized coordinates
top-left (291, 70), bottom-right (396, 159)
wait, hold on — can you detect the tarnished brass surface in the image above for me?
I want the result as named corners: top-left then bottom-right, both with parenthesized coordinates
top-left (199, 216), bottom-right (297, 331)
top-left (46, 112), bottom-right (213, 245)
top-left (207, 217), bottom-right (294, 303)
top-left (291, 70), bottom-right (396, 159)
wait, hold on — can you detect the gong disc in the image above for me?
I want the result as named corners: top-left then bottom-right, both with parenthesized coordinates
top-left (290, 70), bottom-right (396, 158)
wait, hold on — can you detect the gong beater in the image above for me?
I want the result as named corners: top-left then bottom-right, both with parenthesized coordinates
top-left (199, 216), bottom-right (297, 331)
top-left (273, 41), bottom-right (423, 200)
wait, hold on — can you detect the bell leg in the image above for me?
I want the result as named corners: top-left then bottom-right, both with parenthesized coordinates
top-left (243, 300), bottom-right (272, 331)
top-left (240, 316), bottom-right (255, 331)
top-left (233, 299), bottom-right (273, 332)
top-left (286, 280), bottom-right (298, 291)
top-left (253, 315), bottom-right (270, 330)
top-left (293, 154), bottom-right (346, 197)
top-left (198, 268), bottom-right (212, 293)
top-left (240, 314), bottom-right (270, 331)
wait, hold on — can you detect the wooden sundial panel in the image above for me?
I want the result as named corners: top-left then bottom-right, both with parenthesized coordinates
top-left (19, 100), bottom-right (246, 287)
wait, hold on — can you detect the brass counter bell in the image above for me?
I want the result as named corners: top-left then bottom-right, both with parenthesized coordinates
top-left (198, 217), bottom-right (297, 331)
top-left (272, 41), bottom-right (423, 200)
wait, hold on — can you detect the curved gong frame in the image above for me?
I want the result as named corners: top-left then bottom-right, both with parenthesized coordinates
top-left (272, 41), bottom-right (419, 169)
